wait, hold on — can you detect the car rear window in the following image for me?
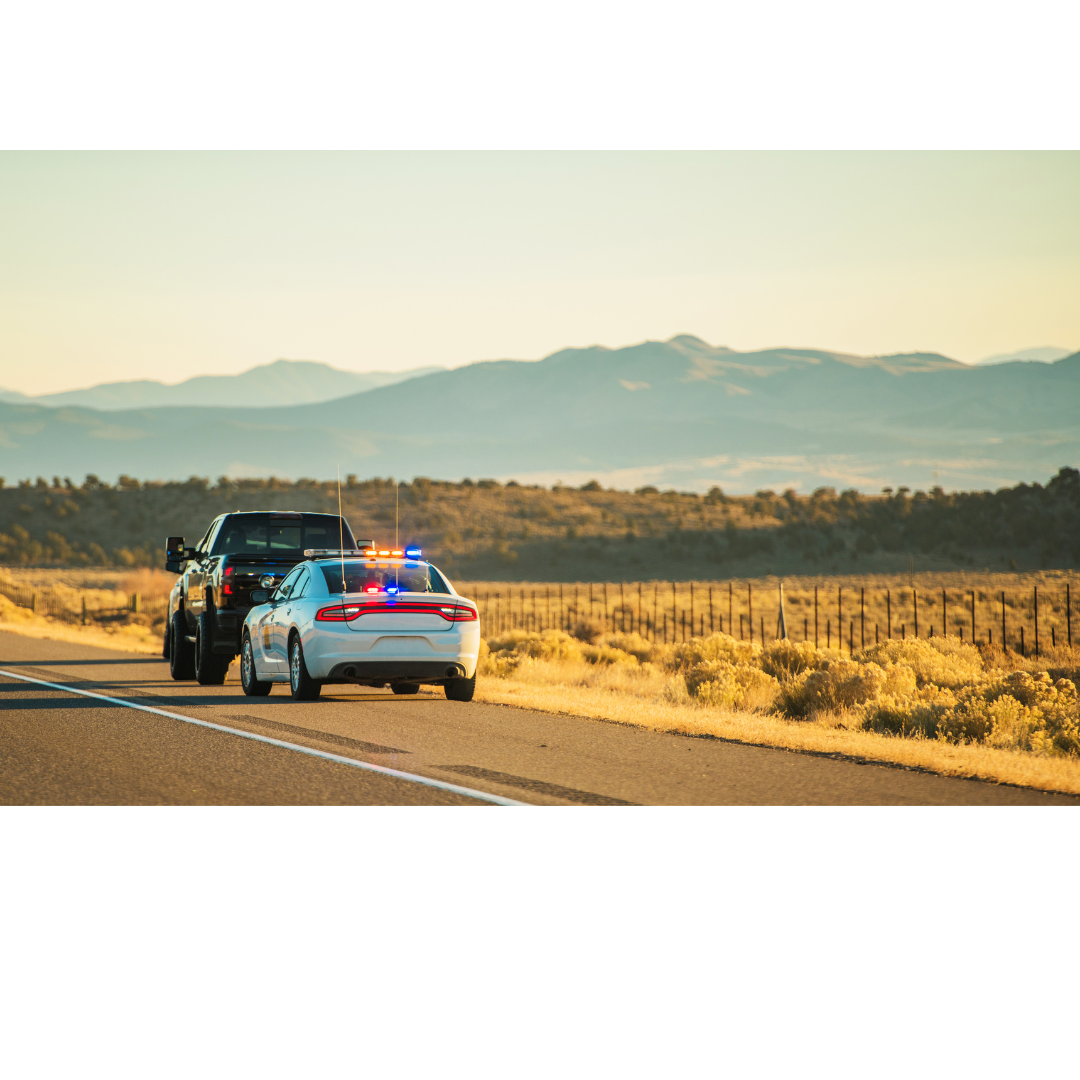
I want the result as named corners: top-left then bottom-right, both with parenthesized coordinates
top-left (213, 514), bottom-right (355, 555)
top-left (321, 561), bottom-right (451, 595)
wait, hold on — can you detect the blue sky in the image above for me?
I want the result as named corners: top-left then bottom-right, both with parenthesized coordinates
top-left (1, 151), bottom-right (1077, 394)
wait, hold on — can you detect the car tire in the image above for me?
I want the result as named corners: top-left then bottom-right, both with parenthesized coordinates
top-left (289, 634), bottom-right (321, 701)
top-left (163, 618), bottom-right (172, 660)
top-left (169, 611), bottom-right (196, 681)
top-left (444, 673), bottom-right (476, 702)
top-left (241, 633), bottom-right (272, 697)
top-left (195, 612), bottom-right (231, 686)
top-left (391, 683), bottom-right (420, 695)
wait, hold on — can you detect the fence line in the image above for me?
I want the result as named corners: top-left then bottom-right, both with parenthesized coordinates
top-left (0, 580), bottom-right (167, 625)
top-left (457, 579), bottom-right (1076, 658)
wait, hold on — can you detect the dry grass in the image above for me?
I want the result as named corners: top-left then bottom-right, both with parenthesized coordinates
top-left (472, 672), bottom-right (1080, 794)
top-left (0, 593), bottom-right (164, 654)
top-left (475, 627), bottom-right (1080, 796)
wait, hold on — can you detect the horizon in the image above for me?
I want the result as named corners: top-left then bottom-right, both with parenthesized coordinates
top-left (3, 335), bottom-right (1076, 399)
top-left (2, 151), bottom-right (1078, 395)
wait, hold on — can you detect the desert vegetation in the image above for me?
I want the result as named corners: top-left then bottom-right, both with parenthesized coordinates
top-left (0, 467), bottom-right (1078, 579)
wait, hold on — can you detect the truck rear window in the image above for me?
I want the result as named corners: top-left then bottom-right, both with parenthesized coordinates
top-left (213, 514), bottom-right (355, 556)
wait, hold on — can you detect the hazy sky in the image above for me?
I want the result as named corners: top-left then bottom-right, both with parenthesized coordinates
top-left (1, 151), bottom-right (1077, 395)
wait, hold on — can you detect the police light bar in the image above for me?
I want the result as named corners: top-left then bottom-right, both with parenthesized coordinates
top-left (304, 548), bottom-right (368, 558)
top-left (405, 546), bottom-right (422, 558)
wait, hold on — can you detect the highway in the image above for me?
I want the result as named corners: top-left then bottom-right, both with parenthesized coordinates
top-left (0, 629), bottom-right (1076, 805)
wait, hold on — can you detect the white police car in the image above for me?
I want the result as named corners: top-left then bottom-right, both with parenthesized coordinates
top-left (239, 546), bottom-right (480, 701)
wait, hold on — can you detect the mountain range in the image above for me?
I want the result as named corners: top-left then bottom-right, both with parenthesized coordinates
top-left (0, 359), bottom-right (443, 410)
top-left (0, 336), bottom-right (1077, 493)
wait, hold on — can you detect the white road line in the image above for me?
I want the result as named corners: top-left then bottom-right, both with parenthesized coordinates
top-left (0, 669), bottom-right (527, 806)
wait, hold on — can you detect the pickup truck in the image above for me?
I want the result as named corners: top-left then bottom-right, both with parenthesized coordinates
top-left (164, 510), bottom-right (368, 684)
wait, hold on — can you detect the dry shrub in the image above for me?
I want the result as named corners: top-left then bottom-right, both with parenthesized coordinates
top-left (861, 637), bottom-right (984, 689)
top-left (759, 638), bottom-right (836, 680)
top-left (666, 632), bottom-right (759, 671)
top-left (694, 664), bottom-right (778, 711)
top-left (938, 672), bottom-right (1080, 755)
top-left (478, 623), bottom-right (1080, 761)
top-left (593, 631), bottom-right (655, 663)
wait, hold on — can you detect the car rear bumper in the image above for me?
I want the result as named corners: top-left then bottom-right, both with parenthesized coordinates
top-left (325, 660), bottom-right (468, 685)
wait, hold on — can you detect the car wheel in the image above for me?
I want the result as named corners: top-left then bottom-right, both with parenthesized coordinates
top-left (289, 635), bottom-right (321, 701)
top-left (241, 633), bottom-right (272, 697)
top-left (444, 673), bottom-right (476, 702)
top-left (195, 612), bottom-right (231, 686)
top-left (169, 611), bottom-right (196, 681)
top-left (391, 683), bottom-right (420, 695)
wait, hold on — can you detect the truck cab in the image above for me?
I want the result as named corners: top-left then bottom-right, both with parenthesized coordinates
top-left (165, 511), bottom-right (368, 684)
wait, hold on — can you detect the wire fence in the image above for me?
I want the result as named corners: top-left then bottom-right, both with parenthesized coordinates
top-left (458, 580), bottom-right (1076, 659)
top-left (0, 580), bottom-right (168, 625)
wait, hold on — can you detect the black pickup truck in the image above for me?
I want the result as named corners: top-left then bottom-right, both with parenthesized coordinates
top-left (164, 511), bottom-right (367, 684)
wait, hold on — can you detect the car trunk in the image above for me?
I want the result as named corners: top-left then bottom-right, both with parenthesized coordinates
top-left (343, 597), bottom-right (455, 632)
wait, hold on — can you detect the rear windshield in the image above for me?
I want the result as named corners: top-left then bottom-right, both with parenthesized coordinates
top-left (321, 561), bottom-right (451, 595)
top-left (213, 514), bottom-right (355, 556)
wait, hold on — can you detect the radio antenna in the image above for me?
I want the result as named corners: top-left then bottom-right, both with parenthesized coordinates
top-left (337, 464), bottom-right (346, 600)
top-left (395, 479), bottom-right (400, 549)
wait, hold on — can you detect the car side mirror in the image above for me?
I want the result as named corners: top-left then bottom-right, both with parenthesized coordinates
top-left (251, 589), bottom-right (269, 604)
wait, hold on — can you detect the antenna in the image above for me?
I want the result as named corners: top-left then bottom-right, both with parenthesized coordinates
top-left (395, 480), bottom-right (400, 593)
top-left (338, 464), bottom-right (346, 603)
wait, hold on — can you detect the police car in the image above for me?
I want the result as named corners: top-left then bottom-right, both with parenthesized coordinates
top-left (239, 546), bottom-right (480, 702)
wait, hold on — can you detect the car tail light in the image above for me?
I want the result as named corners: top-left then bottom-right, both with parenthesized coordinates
top-left (316, 604), bottom-right (364, 621)
top-left (315, 602), bottom-right (477, 622)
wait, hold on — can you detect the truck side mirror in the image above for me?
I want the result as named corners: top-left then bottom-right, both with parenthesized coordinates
top-left (165, 535), bottom-right (186, 574)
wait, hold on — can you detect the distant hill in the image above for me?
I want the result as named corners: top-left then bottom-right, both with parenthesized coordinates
top-left (971, 346), bottom-right (1073, 366)
top-left (0, 358), bottom-right (444, 410)
top-left (0, 335), bottom-right (1077, 493)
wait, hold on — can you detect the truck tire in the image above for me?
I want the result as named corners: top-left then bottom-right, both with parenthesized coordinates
top-left (444, 673), bottom-right (476, 702)
top-left (241, 633), bottom-right (272, 697)
top-left (195, 612), bottom-right (231, 685)
top-left (169, 611), bottom-right (196, 681)
top-left (163, 618), bottom-right (172, 660)
top-left (289, 634), bottom-right (321, 701)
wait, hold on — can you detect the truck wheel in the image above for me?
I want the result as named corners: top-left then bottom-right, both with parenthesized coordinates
top-left (289, 634), bottom-right (321, 701)
top-left (195, 612), bottom-right (231, 686)
top-left (169, 611), bottom-right (196, 681)
top-left (391, 683), bottom-right (420, 695)
top-left (163, 618), bottom-right (172, 660)
top-left (241, 633), bottom-right (272, 697)
top-left (444, 673), bottom-right (476, 702)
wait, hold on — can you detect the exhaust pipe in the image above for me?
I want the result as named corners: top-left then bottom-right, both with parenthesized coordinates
top-left (445, 664), bottom-right (464, 679)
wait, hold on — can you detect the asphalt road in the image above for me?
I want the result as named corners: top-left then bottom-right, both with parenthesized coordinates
top-left (1, 630), bottom-right (1076, 805)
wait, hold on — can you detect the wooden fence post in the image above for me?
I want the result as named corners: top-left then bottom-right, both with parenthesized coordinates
top-left (748, 583), bottom-right (753, 645)
top-left (860, 587), bottom-right (865, 649)
top-left (913, 588), bottom-right (919, 638)
top-left (886, 589), bottom-right (891, 639)
top-left (1001, 591), bottom-right (1007, 652)
top-left (1034, 586), bottom-right (1039, 657)
top-left (971, 590), bottom-right (976, 642)
top-left (942, 588), bottom-right (947, 637)
top-left (814, 585), bottom-right (819, 648)
top-left (81, 596), bottom-right (87, 626)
